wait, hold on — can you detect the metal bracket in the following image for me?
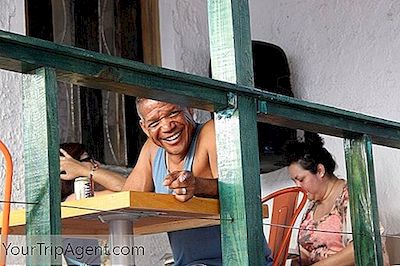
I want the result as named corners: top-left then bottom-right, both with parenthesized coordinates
top-left (216, 92), bottom-right (238, 119)
top-left (97, 211), bottom-right (164, 224)
top-left (257, 100), bottom-right (267, 114)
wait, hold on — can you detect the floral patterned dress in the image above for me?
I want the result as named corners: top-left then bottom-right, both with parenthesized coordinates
top-left (298, 184), bottom-right (352, 265)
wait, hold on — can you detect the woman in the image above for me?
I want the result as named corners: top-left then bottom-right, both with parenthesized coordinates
top-left (60, 142), bottom-right (124, 201)
top-left (285, 133), bottom-right (389, 265)
top-left (59, 143), bottom-right (98, 201)
top-left (59, 143), bottom-right (103, 265)
top-left (285, 134), bottom-right (353, 265)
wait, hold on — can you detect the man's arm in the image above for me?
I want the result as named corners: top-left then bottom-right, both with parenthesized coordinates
top-left (90, 168), bottom-right (126, 191)
top-left (205, 119), bottom-right (218, 179)
top-left (193, 119), bottom-right (218, 198)
top-left (311, 243), bottom-right (354, 266)
top-left (194, 177), bottom-right (218, 198)
top-left (121, 139), bottom-right (155, 192)
top-left (163, 171), bottom-right (218, 202)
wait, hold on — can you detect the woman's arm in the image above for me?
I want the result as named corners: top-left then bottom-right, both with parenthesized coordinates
top-left (60, 150), bottom-right (126, 191)
top-left (312, 243), bottom-right (354, 266)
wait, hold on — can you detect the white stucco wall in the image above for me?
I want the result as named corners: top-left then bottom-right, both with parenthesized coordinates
top-left (160, 0), bottom-right (400, 228)
top-left (248, 0), bottom-right (400, 234)
top-left (159, 0), bottom-right (400, 262)
top-left (159, 0), bottom-right (210, 76)
top-left (248, 1), bottom-right (400, 261)
top-left (159, 0), bottom-right (211, 123)
top-left (0, 0), bottom-right (25, 209)
top-left (2, 0), bottom-right (398, 263)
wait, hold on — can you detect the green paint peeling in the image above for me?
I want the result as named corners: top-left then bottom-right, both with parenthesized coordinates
top-left (344, 135), bottom-right (383, 266)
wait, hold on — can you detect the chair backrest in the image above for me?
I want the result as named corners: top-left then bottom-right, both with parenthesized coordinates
top-left (0, 140), bottom-right (13, 266)
top-left (262, 186), bottom-right (307, 266)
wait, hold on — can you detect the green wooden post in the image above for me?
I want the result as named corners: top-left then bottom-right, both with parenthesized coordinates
top-left (344, 135), bottom-right (383, 266)
top-left (22, 67), bottom-right (61, 265)
top-left (208, 0), bottom-right (265, 265)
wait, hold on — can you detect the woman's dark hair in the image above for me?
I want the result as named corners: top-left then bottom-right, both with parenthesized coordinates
top-left (60, 143), bottom-right (86, 159)
top-left (284, 132), bottom-right (336, 175)
top-left (60, 143), bottom-right (87, 201)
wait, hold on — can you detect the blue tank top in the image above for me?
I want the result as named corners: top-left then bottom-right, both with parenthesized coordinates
top-left (152, 124), bottom-right (222, 265)
top-left (152, 123), bottom-right (203, 193)
top-left (152, 124), bottom-right (273, 266)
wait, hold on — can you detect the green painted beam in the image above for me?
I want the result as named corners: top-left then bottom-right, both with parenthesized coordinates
top-left (0, 29), bottom-right (228, 111)
top-left (0, 30), bottom-right (400, 148)
top-left (214, 97), bottom-right (265, 265)
top-left (258, 95), bottom-right (400, 149)
top-left (22, 67), bottom-right (61, 265)
top-left (208, 0), bottom-right (265, 265)
top-left (344, 135), bottom-right (383, 266)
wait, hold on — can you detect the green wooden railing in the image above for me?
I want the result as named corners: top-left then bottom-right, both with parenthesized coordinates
top-left (0, 1), bottom-right (398, 265)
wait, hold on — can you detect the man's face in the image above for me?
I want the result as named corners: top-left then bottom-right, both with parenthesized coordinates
top-left (139, 99), bottom-right (195, 156)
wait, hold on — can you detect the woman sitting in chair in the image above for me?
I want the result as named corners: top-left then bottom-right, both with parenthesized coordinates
top-left (284, 133), bottom-right (389, 265)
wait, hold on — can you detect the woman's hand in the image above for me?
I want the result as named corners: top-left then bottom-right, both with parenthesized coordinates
top-left (60, 149), bottom-right (91, 180)
top-left (64, 193), bottom-right (76, 201)
top-left (311, 244), bottom-right (354, 266)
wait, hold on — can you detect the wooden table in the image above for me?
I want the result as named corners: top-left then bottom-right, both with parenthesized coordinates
top-left (1, 191), bottom-right (268, 235)
top-left (1, 191), bottom-right (268, 265)
top-left (1, 191), bottom-right (225, 235)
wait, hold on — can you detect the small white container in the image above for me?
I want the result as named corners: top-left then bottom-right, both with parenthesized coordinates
top-left (74, 176), bottom-right (94, 200)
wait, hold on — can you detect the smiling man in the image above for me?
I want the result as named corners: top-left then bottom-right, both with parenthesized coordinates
top-left (122, 98), bottom-right (219, 204)
top-left (61, 98), bottom-right (221, 265)
top-left (60, 98), bottom-right (218, 200)
top-left (129, 98), bottom-right (222, 265)
top-left (60, 98), bottom-right (273, 265)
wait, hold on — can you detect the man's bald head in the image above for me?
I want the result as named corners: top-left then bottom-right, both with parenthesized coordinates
top-left (135, 97), bottom-right (147, 121)
top-left (135, 98), bottom-right (194, 124)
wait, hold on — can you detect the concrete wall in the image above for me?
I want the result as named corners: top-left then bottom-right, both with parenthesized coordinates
top-left (0, 0), bottom-right (25, 209)
top-left (248, 2), bottom-right (400, 262)
top-left (159, 0), bottom-right (210, 76)
top-left (159, 0), bottom-right (400, 232)
top-left (2, 0), bottom-right (399, 264)
top-left (159, 0), bottom-right (212, 123)
top-left (159, 0), bottom-right (400, 263)
top-left (255, 0), bottom-right (400, 228)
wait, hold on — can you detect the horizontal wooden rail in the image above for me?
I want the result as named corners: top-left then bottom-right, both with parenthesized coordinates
top-left (0, 30), bottom-right (229, 111)
top-left (258, 96), bottom-right (400, 149)
top-left (0, 30), bottom-right (400, 148)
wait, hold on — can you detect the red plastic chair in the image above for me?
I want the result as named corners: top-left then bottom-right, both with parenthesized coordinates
top-left (0, 140), bottom-right (13, 266)
top-left (262, 186), bottom-right (307, 266)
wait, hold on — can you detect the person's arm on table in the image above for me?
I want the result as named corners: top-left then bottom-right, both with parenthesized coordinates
top-left (60, 149), bottom-right (126, 191)
top-left (163, 171), bottom-right (218, 202)
top-left (121, 139), bottom-right (155, 192)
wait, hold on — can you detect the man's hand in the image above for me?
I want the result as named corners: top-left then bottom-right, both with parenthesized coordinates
top-left (163, 170), bottom-right (196, 202)
top-left (60, 149), bottom-right (90, 180)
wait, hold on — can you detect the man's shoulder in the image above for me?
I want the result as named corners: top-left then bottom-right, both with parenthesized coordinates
top-left (197, 120), bottom-right (215, 147)
top-left (141, 138), bottom-right (160, 159)
top-left (199, 119), bottom-right (215, 135)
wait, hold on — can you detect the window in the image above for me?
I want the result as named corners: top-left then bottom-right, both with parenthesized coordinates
top-left (25, 0), bottom-right (160, 166)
